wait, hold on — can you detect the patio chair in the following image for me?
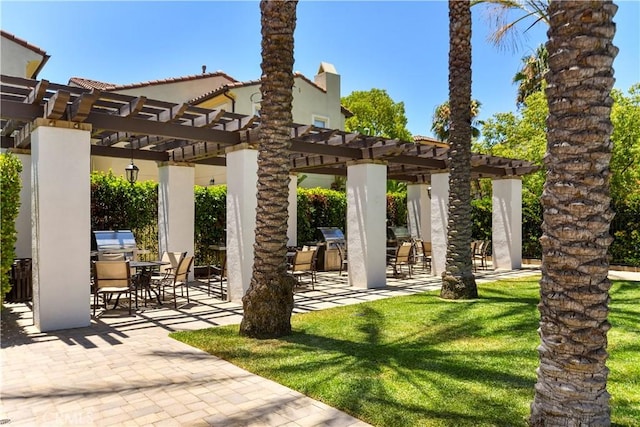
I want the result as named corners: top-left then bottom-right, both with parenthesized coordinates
top-left (92, 261), bottom-right (133, 316)
top-left (472, 240), bottom-right (490, 271)
top-left (157, 255), bottom-right (194, 309)
top-left (421, 241), bottom-right (432, 271)
top-left (207, 254), bottom-right (227, 300)
top-left (336, 242), bottom-right (348, 276)
top-left (387, 241), bottom-right (414, 278)
top-left (151, 251), bottom-right (186, 285)
top-left (290, 248), bottom-right (317, 289)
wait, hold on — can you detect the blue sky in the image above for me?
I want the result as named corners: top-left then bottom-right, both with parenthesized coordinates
top-left (2, 1), bottom-right (638, 137)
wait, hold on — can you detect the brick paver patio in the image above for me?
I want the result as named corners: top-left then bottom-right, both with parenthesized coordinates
top-left (1, 265), bottom-right (543, 426)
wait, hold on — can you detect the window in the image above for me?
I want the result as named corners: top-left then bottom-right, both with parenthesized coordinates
top-left (313, 115), bottom-right (329, 128)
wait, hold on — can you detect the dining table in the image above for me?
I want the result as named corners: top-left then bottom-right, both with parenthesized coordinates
top-left (129, 260), bottom-right (169, 307)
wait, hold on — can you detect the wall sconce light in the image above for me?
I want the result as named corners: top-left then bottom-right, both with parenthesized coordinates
top-left (209, 178), bottom-right (216, 186)
top-left (427, 186), bottom-right (432, 198)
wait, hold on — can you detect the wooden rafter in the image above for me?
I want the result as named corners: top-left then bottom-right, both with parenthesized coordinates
top-left (44, 90), bottom-right (70, 120)
top-left (25, 79), bottom-right (49, 104)
top-left (0, 75), bottom-right (539, 180)
top-left (68, 89), bottom-right (100, 122)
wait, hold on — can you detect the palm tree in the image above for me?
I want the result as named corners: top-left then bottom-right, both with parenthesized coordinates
top-left (431, 99), bottom-right (482, 141)
top-left (473, 0), bottom-right (549, 51)
top-left (530, 1), bottom-right (618, 425)
top-left (440, 0), bottom-right (477, 300)
top-left (239, 0), bottom-right (298, 338)
top-left (513, 43), bottom-right (548, 107)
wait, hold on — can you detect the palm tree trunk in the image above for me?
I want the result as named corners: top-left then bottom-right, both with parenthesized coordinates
top-left (240, 0), bottom-right (298, 338)
top-left (441, 0), bottom-right (477, 300)
top-left (530, 1), bottom-right (618, 425)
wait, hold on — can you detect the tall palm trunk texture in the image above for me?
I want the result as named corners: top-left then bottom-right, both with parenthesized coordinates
top-left (530, 1), bottom-right (618, 425)
top-left (441, 0), bottom-right (478, 300)
top-left (240, 0), bottom-right (298, 338)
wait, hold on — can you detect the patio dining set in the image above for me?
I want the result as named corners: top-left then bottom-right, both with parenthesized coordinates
top-left (90, 228), bottom-right (491, 318)
top-left (91, 250), bottom-right (195, 317)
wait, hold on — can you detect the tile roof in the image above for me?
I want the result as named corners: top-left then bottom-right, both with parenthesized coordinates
top-left (68, 77), bottom-right (118, 90)
top-left (188, 72), bottom-right (327, 105)
top-left (68, 71), bottom-right (238, 92)
top-left (0, 30), bottom-right (48, 56)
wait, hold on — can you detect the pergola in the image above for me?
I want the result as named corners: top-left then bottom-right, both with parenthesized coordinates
top-left (1, 74), bottom-right (537, 331)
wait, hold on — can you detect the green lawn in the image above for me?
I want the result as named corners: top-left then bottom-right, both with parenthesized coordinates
top-left (171, 278), bottom-right (640, 426)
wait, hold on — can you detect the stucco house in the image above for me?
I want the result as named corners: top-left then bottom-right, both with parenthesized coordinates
top-left (69, 62), bottom-right (348, 188)
top-left (0, 30), bottom-right (50, 79)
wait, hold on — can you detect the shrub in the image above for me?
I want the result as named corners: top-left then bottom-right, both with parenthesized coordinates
top-left (610, 195), bottom-right (640, 266)
top-left (90, 171), bottom-right (158, 259)
top-left (194, 185), bottom-right (227, 264)
top-left (297, 188), bottom-right (347, 243)
top-left (1, 153), bottom-right (22, 303)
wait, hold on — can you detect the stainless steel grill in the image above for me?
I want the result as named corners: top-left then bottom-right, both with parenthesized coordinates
top-left (315, 227), bottom-right (346, 271)
top-left (91, 230), bottom-right (137, 258)
top-left (387, 226), bottom-right (411, 247)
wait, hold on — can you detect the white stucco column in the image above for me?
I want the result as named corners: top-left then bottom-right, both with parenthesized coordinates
top-left (158, 163), bottom-right (195, 279)
top-left (346, 161), bottom-right (387, 288)
top-left (431, 172), bottom-right (449, 276)
top-left (225, 145), bottom-right (258, 302)
top-left (288, 174), bottom-right (297, 247)
top-left (407, 183), bottom-right (431, 242)
top-left (492, 178), bottom-right (522, 270)
top-left (31, 119), bottom-right (91, 332)
top-left (13, 150), bottom-right (32, 259)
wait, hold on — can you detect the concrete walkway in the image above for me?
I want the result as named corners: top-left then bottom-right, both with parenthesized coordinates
top-left (3, 265), bottom-right (633, 426)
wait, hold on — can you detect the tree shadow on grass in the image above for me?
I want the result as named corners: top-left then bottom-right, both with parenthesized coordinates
top-left (272, 302), bottom-right (536, 426)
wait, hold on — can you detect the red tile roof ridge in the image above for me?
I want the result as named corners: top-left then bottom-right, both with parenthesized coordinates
top-left (112, 71), bottom-right (239, 90)
top-left (294, 72), bottom-right (326, 93)
top-left (1, 30), bottom-right (48, 56)
top-left (188, 73), bottom-right (326, 105)
top-left (69, 71), bottom-right (239, 92)
top-left (68, 77), bottom-right (118, 90)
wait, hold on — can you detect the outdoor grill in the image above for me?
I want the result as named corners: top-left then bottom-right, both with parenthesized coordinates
top-left (387, 226), bottom-right (411, 247)
top-left (315, 227), bottom-right (346, 271)
top-left (91, 230), bottom-right (138, 259)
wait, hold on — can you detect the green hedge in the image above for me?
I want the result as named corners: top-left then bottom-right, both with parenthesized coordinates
top-left (610, 195), bottom-right (640, 266)
top-left (194, 185), bottom-right (227, 263)
top-left (90, 171), bottom-right (158, 259)
top-left (297, 188), bottom-right (347, 244)
top-left (1, 153), bottom-right (22, 303)
top-left (87, 174), bottom-right (637, 268)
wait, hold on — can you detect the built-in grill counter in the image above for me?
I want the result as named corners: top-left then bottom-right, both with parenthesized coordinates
top-left (91, 230), bottom-right (138, 259)
top-left (315, 227), bottom-right (346, 271)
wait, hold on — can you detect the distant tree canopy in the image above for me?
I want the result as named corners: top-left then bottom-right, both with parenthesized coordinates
top-left (341, 88), bottom-right (412, 141)
top-left (477, 84), bottom-right (640, 266)
top-left (513, 44), bottom-right (549, 107)
top-left (431, 99), bottom-right (482, 142)
top-left (610, 84), bottom-right (640, 204)
top-left (479, 84), bottom-right (640, 204)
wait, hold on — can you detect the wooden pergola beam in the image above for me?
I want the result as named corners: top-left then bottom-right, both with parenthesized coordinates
top-left (68, 89), bottom-right (100, 122)
top-left (25, 79), bottom-right (49, 105)
top-left (44, 90), bottom-right (70, 120)
top-left (91, 144), bottom-right (169, 161)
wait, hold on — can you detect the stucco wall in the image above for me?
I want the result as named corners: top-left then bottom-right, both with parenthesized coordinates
top-left (115, 74), bottom-right (235, 104)
top-left (0, 37), bottom-right (43, 78)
